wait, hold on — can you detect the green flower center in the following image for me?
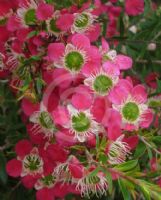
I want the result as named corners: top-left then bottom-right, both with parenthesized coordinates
top-left (122, 102), bottom-right (140, 122)
top-left (72, 112), bottom-right (90, 132)
top-left (49, 19), bottom-right (61, 33)
top-left (24, 154), bottom-right (42, 171)
top-left (39, 111), bottom-right (55, 130)
top-left (75, 13), bottom-right (89, 28)
top-left (24, 9), bottom-right (36, 25)
top-left (93, 75), bottom-right (113, 94)
top-left (41, 175), bottom-right (55, 186)
top-left (65, 51), bottom-right (84, 72)
top-left (87, 176), bottom-right (100, 184)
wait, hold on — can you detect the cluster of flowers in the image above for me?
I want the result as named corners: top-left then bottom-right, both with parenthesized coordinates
top-left (0, 0), bottom-right (160, 199)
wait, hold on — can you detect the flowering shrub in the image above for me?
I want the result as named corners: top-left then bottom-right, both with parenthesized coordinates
top-left (0, 0), bottom-right (161, 200)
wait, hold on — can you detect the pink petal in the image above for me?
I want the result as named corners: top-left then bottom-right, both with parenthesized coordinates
top-left (16, 28), bottom-right (31, 42)
top-left (123, 123), bottom-right (137, 131)
top-left (107, 109), bottom-right (122, 140)
top-left (52, 106), bottom-right (70, 126)
top-left (109, 79), bottom-right (132, 104)
top-left (115, 55), bottom-right (133, 70)
top-left (27, 123), bottom-right (46, 145)
top-left (86, 23), bottom-right (101, 42)
top-left (36, 188), bottom-right (55, 200)
top-left (91, 97), bottom-right (108, 123)
top-left (7, 15), bottom-right (21, 32)
top-left (21, 98), bottom-right (40, 117)
top-left (36, 3), bottom-right (54, 21)
top-left (123, 136), bottom-right (138, 150)
top-left (21, 175), bottom-right (37, 189)
top-left (46, 144), bottom-right (68, 162)
top-left (71, 33), bottom-right (90, 50)
top-left (6, 159), bottom-right (22, 177)
top-left (125, 0), bottom-right (144, 16)
top-left (132, 84), bottom-right (147, 103)
top-left (55, 129), bottom-right (76, 147)
top-left (103, 61), bottom-right (120, 76)
top-left (47, 43), bottom-right (65, 62)
top-left (15, 139), bottom-right (32, 158)
top-left (140, 109), bottom-right (154, 128)
top-left (52, 68), bottom-right (73, 89)
top-left (82, 62), bottom-right (100, 76)
top-left (87, 45), bottom-right (101, 61)
top-left (56, 14), bottom-right (74, 31)
top-left (69, 157), bottom-right (84, 178)
top-left (101, 37), bottom-right (110, 52)
top-left (71, 86), bottom-right (93, 110)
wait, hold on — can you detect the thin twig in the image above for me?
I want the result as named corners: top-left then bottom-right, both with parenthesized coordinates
top-left (139, 136), bottom-right (161, 155)
top-left (136, 59), bottom-right (161, 65)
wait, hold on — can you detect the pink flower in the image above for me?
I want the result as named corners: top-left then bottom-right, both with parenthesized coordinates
top-left (84, 61), bottom-right (120, 97)
top-left (7, 141), bottom-right (44, 179)
top-left (109, 80), bottom-right (153, 130)
top-left (125, 0), bottom-right (144, 16)
top-left (36, 3), bottom-right (54, 21)
top-left (47, 34), bottom-right (101, 75)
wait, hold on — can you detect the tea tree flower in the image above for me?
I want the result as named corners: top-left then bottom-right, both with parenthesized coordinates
top-left (66, 105), bottom-right (100, 142)
top-left (17, 0), bottom-right (37, 27)
top-left (76, 172), bottom-right (108, 197)
top-left (72, 11), bottom-right (96, 34)
top-left (84, 62), bottom-right (119, 96)
top-left (110, 80), bottom-right (153, 130)
top-left (108, 136), bottom-right (131, 165)
top-left (22, 147), bottom-right (43, 176)
top-left (30, 110), bottom-right (57, 138)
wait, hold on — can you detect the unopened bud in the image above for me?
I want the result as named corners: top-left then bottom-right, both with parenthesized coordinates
top-left (129, 25), bottom-right (137, 34)
top-left (147, 43), bottom-right (156, 51)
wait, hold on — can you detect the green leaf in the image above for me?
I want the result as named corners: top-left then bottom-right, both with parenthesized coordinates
top-left (147, 147), bottom-right (153, 160)
top-left (0, 152), bottom-right (8, 185)
top-left (156, 79), bottom-right (161, 93)
top-left (139, 185), bottom-right (151, 200)
top-left (119, 13), bottom-right (125, 37)
top-left (98, 152), bottom-right (108, 164)
top-left (27, 31), bottom-right (38, 39)
top-left (152, 136), bottom-right (161, 145)
top-left (118, 179), bottom-right (132, 200)
top-left (134, 142), bottom-right (146, 158)
top-left (88, 167), bottom-right (101, 178)
top-left (115, 160), bottom-right (138, 172)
